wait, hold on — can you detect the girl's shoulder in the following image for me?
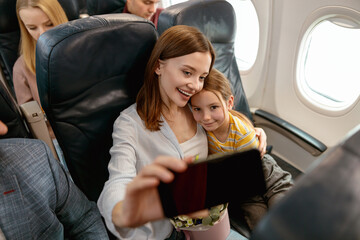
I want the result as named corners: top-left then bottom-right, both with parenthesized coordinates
top-left (229, 112), bottom-right (253, 131)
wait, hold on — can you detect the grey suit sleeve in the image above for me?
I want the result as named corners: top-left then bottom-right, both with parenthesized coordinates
top-left (44, 143), bottom-right (109, 239)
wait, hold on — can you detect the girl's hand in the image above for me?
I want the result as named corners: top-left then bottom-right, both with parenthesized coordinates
top-left (255, 127), bottom-right (267, 158)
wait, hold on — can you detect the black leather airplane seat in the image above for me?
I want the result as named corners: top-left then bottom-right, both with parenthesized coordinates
top-left (77, 0), bottom-right (87, 14)
top-left (158, 0), bottom-right (252, 121)
top-left (36, 14), bottom-right (158, 201)
top-left (0, 80), bottom-right (30, 139)
top-left (250, 125), bottom-right (360, 240)
top-left (87, 0), bottom-right (126, 15)
top-left (0, 0), bottom-right (21, 96)
top-left (58, 0), bottom-right (81, 21)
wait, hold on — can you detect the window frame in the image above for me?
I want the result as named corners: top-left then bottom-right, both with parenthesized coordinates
top-left (295, 6), bottom-right (360, 116)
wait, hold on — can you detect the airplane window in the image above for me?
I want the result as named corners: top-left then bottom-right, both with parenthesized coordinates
top-left (227, 0), bottom-right (259, 71)
top-left (298, 19), bottom-right (360, 110)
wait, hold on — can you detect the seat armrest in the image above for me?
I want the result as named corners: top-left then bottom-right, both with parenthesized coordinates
top-left (252, 109), bottom-right (327, 156)
top-left (20, 101), bottom-right (59, 160)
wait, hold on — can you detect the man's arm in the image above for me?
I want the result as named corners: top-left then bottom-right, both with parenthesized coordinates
top-left (44, 141), bottom-right (109, 239)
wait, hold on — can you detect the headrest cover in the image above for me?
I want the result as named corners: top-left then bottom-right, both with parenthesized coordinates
top-left (158, 0), bottom-right (236, 43)
top-left (0, 0), bottom-right (79, 34)
top-left (87, 0), bottom-right (126, 15)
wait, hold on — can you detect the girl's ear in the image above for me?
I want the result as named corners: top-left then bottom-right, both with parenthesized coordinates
top-left (227, 95), bottom-right (234, 110)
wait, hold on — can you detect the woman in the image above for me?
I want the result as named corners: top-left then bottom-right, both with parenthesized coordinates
top-left (98, 25), bottom-right (266, 240)
top-left (13, 0), bottom-right (68, 162)
top-left (14, 0), bottom-right (68, 107)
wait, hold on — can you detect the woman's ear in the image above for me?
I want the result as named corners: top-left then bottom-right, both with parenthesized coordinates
top-left (227, 95), bottom-right (234, 110)
top-left (155, 60), bottom-right (163, 75)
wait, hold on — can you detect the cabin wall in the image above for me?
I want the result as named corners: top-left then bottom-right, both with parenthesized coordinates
top-left (242, 0), bottom-right (360, 171)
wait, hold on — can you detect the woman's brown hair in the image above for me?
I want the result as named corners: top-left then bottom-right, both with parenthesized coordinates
top-left (202, 68), bottom-right (254, 128)
top-left (136, 25), bottom-right (216, 131)
top-left (16, 0), bottom-right (68, 74)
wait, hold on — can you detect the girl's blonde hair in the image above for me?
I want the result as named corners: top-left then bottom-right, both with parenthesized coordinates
top-left (136, 25), bottom-right (215, 131)
top-left (16, 0), bottom-right (68, 74)
top-left (202, 68), bottom-right (254, 128)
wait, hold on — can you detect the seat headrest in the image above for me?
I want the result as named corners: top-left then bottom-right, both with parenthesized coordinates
top-left (0, 0), bottom-right (79, 34)
top-left (87, 0), bottom-right (126, 15)
top-left (58, 0), bottom-right (80, 21)
top-left (158, 0), bottom-right (236, 43)
top-left (36, 13), bottom-right (156, 107)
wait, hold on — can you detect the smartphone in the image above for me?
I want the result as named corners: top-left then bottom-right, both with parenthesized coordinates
top-left (157, 149), bottom-right (266, 218)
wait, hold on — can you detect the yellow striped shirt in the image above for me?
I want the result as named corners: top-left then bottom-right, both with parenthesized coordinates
top-left (207, 112), bottom-right (259, 154)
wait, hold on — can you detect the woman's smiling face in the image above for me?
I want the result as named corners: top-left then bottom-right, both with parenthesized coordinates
top-left (155, 51), bottom-right (212, 108)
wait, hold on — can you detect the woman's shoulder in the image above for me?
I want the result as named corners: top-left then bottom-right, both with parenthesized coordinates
top-left (114, 103), bottom-right (142, 127)
top-left (120, 103), bottom-right (138, 118)
top-left (13, 55), bottom-right (33, 80)
top-left (13, 55), bottom-right (25, 71)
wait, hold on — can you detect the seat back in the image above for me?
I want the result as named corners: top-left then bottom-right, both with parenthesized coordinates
top-left (0, 0), bottom-right (28, 139)
top-left (36, 14), bottom-right (158, 201)
top-left (250, 125), bottom-right (360, 240)
top-left (87, 0), bottom-right (126, 15)
top-left (0, 80), bottom-right (30, 139)
top-left (158, 0), bottom-right (252, 121)
top-left (0, 0), bottom-right (20, 96)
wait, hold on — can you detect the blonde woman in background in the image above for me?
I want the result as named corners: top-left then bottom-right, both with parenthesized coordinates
top-left (13, 0), bottom-right (69, 164)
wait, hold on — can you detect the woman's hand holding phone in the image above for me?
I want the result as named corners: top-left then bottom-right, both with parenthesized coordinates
top-left (112, 156), bottom-right (190, 228)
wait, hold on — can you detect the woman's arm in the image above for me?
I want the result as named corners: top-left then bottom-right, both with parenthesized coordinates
top-left (97, 112), bottom-right (140, 237)
top-left (112, 156), bottom-right (190, 228)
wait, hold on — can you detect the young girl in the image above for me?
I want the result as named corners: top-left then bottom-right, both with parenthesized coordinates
top-left (190, 68), bottom-right (293, 231)
top-left (13, 0), bottom-right (68, 164)
top-left (191, 68), bottom-right (259, 154)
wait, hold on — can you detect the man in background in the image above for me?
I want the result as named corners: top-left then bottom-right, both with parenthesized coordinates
top-left (123, 0), bottom-right (163, 28)
top-left (0, 120), bottom-right (109, 239)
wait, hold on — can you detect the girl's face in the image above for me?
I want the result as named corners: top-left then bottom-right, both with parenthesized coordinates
top-left (191, 90), bottom-right (234, 133)
top-left (19, 7), bottom-right (54, 41)
top-left (155, 51), bottom-right (212, 108)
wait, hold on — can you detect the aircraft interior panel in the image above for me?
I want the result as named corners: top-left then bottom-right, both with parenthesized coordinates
top-left (240, 0), bottom-right (360, 171)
